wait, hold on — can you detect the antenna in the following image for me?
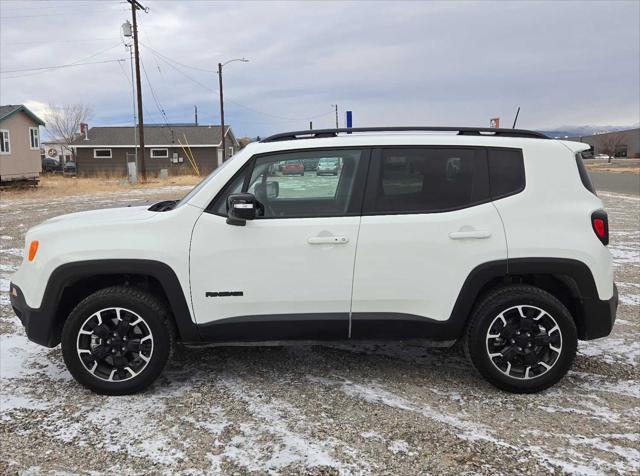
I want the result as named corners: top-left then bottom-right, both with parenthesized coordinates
top-left (512, 106), bottom-right (521, 129)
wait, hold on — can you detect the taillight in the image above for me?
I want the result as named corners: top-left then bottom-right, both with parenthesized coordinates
top-left (591, 210), bottom-right (609, 246)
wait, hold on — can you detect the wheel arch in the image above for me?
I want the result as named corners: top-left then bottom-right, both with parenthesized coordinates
top-left (43, 260), bottom-right (200, 346)
top-left (451, 258), bottom-right (601, 340)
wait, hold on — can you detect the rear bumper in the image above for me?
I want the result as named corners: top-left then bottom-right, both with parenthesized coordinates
top-left (9, 283), bottom-right (59, 347)
top-left (580, 282), bottom-right (618, 340)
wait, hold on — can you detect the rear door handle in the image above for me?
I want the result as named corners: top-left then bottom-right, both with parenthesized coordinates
top-left (307, 236), bottom-right (349, 245)
top-left (448, 230), bottom-right (492, 240)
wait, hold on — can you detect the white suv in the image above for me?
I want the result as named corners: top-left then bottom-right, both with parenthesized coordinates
top-left (10, 127), bottom-right (618, 395)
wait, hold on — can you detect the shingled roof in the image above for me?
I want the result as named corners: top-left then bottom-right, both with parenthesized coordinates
top-left (0, 104), bottom-right (45, 125)
top-left (71, 124), bottom-right (232, 147)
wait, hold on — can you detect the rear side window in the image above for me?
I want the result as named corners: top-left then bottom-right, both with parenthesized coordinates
top-left (575, 153), bottom-right (597, 195)
top-left (488, 149), bottom-right (525, 199)
top-left (368, 148), bottom-right (490, 214)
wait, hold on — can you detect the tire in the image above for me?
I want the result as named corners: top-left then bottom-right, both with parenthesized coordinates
top-left (464, 285), bottom-right (577, 393)
top-left (61, 286), bottom-right (174, 395)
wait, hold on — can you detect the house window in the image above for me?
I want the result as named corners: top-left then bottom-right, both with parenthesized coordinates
top-left (29, 127), bottom-right (40, 149)
top-left (150, 148), bottom-right (169, 158)
top-left (0, 130), bottom-right (10, 154)
top-left (228, 146), bottom-right (234, 158)
top-left (94, 148), bottom-right (112, 158)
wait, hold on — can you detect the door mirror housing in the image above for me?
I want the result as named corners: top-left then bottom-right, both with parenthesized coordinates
top-left (227, 193), bottom-right (259, 226)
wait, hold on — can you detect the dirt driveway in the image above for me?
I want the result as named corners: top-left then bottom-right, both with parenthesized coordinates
top-left (1, 187), bottom-right (638, 475)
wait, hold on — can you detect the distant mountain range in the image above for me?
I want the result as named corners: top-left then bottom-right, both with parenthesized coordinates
top-left (540, 124), bottom-right (639, 138)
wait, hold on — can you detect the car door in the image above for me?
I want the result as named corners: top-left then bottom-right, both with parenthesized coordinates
top-left (350, 147), bottom-right (507, 339)
top-left (190, 147), bottom-right (368, 341)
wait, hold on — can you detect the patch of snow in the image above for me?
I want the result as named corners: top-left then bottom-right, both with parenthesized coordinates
top-left (388, 439), bottom-right (410, 454)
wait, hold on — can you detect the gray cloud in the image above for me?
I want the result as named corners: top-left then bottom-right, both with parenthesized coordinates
top-left (1, 0), bottom-right (638, 138)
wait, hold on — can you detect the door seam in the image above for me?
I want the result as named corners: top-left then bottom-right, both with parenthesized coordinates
top-left (347, 215), bottom-right (363, 338)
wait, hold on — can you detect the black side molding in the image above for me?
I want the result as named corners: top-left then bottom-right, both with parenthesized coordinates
top-left (13, 259), bottom-right (200, 347)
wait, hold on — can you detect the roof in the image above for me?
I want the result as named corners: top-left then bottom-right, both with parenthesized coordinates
top-left (0, 104), bottom-right (45, 126)
top-left (71, 124), bottom-right (234, 147)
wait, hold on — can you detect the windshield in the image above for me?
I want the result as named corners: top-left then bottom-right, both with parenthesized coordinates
top-left (175, 155), bottom-right (236, 208)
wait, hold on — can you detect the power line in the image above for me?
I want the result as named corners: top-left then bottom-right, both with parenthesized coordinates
top-left (1, 58), bottom-right (125, 75)
top-left (1, 38), bottom-right (121, 47)
top-left (141, 44), bottom-right (335, 123)
top-left (140, 42), bottom-right (217, 73)
top-left (141, 57), bottom-right (170, 125)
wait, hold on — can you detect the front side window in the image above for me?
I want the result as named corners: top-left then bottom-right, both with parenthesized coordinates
top-left (151, 148), bottom-right (168, 158)
top-left (94, 148), bottom-right (112, 158)
top-left (29, 127), bottom-right (39, 149)
top-left (0, 130), bottom-right (10, 154)
top-left (369, 148), bottom-right (489, 214)
top-left (212, 149), bottom-right (365, 218)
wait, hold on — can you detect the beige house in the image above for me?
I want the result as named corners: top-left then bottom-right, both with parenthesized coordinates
top-left (0, 104), bottom-right (45, 183)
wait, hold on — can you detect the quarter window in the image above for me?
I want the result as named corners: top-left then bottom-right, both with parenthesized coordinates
top-left (29, 127), bottom-right (40, 149)
top-left (370, 148), bottom-right (489, 213)
top-left (151, 148), bottom-right (168, 158)
top-left (94, 148), bottom-right (112, 158)
top-left (488, 149), bottom-right (525, 199)
top-left (0, 130), bottom-right (10, 154)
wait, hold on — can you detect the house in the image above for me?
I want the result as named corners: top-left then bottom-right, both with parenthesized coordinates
top-left (41, 139), bottom-right (73, 165)
top-left (70, 124), bottom-right (239, 177)
top-left (0, 104), bottom-right (45, 184)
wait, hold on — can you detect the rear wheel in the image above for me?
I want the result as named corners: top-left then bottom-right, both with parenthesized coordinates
top-left (465, 285), bottom-right (577, 393)
top-left (61, 286), bottom-right (174, 395)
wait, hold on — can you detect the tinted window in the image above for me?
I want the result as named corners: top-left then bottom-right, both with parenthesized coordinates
top-left (371, 148), bottom-right (489, 213)
top-left (488, 149), bottom-right (525, 199)
top-left (213, 149), bottom-right (364, 218)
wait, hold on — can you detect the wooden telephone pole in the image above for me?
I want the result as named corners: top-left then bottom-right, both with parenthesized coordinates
top-left (127, 0), bottom-right (148, 180)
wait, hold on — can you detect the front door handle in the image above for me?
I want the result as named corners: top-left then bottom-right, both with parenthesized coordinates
top-left (449, 230), bottom-right (492, 240)
top-left (307, 236), bottom-right (349, 245)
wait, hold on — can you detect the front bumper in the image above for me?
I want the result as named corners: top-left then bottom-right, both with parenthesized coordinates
top-left (580, 283), bottom-right (618, 340)
top-left (9, 283), bottom-right (59, 347)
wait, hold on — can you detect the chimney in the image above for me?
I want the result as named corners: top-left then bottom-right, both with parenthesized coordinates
top-left (80, 123), bottom-right (89, 140)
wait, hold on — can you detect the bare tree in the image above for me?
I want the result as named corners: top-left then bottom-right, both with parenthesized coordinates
top-left (598, 132), bottom-right (625, 163)
top-left (44, 103), bottom-right (92, 162)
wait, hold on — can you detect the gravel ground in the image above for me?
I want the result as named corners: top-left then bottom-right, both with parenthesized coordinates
top-left (0, 187), bottom-right (638, 475)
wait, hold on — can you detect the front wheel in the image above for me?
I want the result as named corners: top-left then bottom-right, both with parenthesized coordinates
top-left (61, 286), bottom-right (174, 395)
top-left (465, 285), bottom-right (577, 393)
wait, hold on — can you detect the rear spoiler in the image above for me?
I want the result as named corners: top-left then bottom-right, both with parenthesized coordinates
top-left (558, 140), bottom-right (591, 154)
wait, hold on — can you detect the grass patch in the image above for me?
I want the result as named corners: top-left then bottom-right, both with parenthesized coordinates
top-left (0, 174), bottom-right (202, 198)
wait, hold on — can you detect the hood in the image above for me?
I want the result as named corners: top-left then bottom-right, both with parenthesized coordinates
top-left (32, 205), bottom-right (157, 233)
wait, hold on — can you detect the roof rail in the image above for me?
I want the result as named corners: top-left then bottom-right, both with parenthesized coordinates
top-left (260, 127), bottom-right (549, 142)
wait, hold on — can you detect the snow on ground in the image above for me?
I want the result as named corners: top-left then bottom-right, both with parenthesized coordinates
top-left (0, 187), bottom-right (638, 474)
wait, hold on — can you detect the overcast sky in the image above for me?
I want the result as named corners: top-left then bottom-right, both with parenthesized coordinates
top-left (1, 0), bottom-right (639, 138)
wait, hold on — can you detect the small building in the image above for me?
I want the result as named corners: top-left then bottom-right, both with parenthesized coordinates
top-left (70, 124), bottom-right (239, 177)
top-left (41, 139), bottom-right (73, 165)
top-left (0, 104), bottom-right (45, 183)
top-left (565, 128), bottom-right (640, 158)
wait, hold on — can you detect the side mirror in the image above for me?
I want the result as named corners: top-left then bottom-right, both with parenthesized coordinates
top-left (227, 193), bottom-right (259, 226)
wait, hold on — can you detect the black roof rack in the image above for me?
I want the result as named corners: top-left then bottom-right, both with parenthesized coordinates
top-left (261, 127), bottom-right (549, 143)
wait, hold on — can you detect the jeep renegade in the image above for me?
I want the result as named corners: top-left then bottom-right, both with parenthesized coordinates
top-left (10, 127), bottom-right (618, 395)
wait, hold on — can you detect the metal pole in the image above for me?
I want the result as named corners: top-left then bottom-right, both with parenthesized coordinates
top-left (130, 0), bottom-right (147, 180)
top-left (334, 104), bottom-right (339, 128)
top-left (218, 62), bottom-right (225, 162)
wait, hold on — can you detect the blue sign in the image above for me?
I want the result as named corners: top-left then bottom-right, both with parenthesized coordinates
top-left (346, 110), bottom-right (352, 132)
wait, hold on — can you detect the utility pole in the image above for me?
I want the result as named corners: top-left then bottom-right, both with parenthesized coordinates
top-left (309, 121), bottom-right (313, 130)
top-left (217, 58), bottom-right (248, 162)
top-left (332, 104), bottom-right (339, 128)
top-left (128, 0), bottom-right (147, 181)
top-left (194, 105), bottom-right (198, 125)
top-left (218, 62), bottom-right (225, 162)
